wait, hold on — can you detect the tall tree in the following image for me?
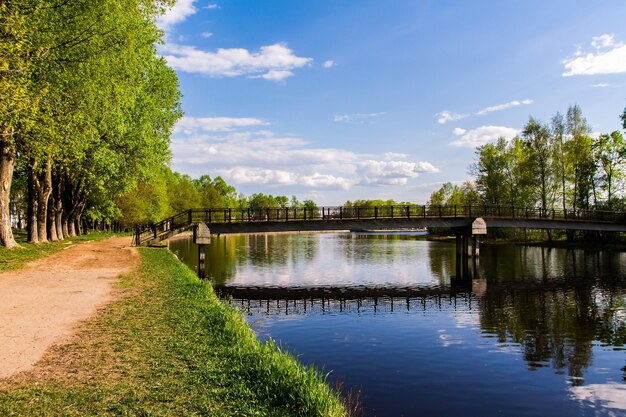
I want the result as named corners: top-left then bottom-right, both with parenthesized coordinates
top-left (523, 117), bottom-right (554, 212)
top-left (595, 131), bottom-right (626, 208)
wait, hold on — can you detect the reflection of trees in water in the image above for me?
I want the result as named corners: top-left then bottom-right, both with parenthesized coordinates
top-left (476, 245), bottom-right (626, 384)
top-left (426, 241), bottom-right (455, 284)
top-left (478, 284), bottom-right (625, 385)
top-left (168, 235), bottom-right (240, 285)
top-left (244, 233), bottom-right (319, 267)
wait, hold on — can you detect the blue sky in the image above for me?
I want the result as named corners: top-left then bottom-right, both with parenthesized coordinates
top-left (158, 0), bottom-right (626, 205)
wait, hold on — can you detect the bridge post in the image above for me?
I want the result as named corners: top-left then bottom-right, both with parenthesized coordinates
top-left (194, 223), bottom-right (211, 279)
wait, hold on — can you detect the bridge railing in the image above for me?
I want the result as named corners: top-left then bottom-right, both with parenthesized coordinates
top-left (134, 205), bottom-right (626, 245)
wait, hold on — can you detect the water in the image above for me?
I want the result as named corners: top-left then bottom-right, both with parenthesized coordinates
top-left (168, 232), bottom-right (626, 417)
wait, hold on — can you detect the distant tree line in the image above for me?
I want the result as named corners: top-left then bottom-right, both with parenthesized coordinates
top-left (109, 166), bottom-right (320, 226)
top-left (429, 105), bottom-right (626, 212)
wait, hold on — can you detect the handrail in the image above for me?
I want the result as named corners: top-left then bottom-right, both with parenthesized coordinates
top-left (134, 205), bottom-right (626, 246)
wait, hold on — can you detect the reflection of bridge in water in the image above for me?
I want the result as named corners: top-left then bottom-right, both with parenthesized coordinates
top-left (216, 277), bottom-right (614, 315)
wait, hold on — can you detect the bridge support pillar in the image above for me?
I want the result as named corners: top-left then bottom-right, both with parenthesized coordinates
top-left (194, 223), bottom-right (211, 279)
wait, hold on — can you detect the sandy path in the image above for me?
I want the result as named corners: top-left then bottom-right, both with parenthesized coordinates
top-left (0, 236), bottom-right (138, 379)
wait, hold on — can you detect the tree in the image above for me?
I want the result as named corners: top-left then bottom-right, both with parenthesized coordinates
top-left (470, 138), bottom-right (509, 205)
top-left (523, 117), bottom-right (554, 211)
top-left (550, 112), bottom-right (567, 211)
top-left (595, 131), bottom-right (626, 208)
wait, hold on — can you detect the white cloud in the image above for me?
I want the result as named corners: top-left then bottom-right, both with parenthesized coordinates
top-left (383, 152), bottom-right (409, 161)
top-left (452, 127), bottom-right (466, 135)
top-left (171, 116), bottom-right (439, 191)
top-left (563, 34), bottom-right (626, 76)
top-left (157, 0), bottom-right (198, 30)
top-left (591, 34), bottom-right (615, 49)
top-left (436, 111), bottom-right (467, 125)
top-left (476, 99), bottom-right (533, 115)
top-left (205, 3), bottom-right (219, 9)
top-left (450, 125), bottom-right (519, 148)
top-left (356, 160), bottom-right (439, 186)
top-left (174, 116), bottom-right (269, 133)
top-left (592, 83), bottom-right (610, 88)
top-left (323, 60), bottom-right (335, 68)
top-left (201, 32), bottom-right (213, 39)
top-left (160, 42), bottom-right (312, 80)
top-left (223, 168), bottom-right (353, 190)
top-left (261, 70), bottom-right (294, 81)
top-left (334, 112), bottom-right (385, 123)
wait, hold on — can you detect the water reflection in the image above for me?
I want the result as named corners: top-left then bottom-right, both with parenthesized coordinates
top-left (168, 232), bottom-right (626, 416)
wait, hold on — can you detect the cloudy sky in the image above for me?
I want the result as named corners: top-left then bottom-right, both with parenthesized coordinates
top-left (159, 0), bottom-right (626, 205)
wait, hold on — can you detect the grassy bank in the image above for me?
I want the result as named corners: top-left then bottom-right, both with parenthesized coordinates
top-left (0, 246), bottom-right (346, 416)
top-left (0, 231), bottom-right (121, 272)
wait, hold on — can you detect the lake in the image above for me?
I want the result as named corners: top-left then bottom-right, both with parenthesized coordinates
top-left (168, 232), bottom-right (626, 417)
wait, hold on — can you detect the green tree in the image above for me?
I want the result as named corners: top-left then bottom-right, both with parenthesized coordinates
top-left (595, 131), bottom-right (626, 208)
top-left (523, 117), bottom-right (554, 211)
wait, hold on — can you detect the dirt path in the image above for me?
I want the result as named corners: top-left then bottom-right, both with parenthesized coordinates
top-left (0, 236), bottom-right (138, 380)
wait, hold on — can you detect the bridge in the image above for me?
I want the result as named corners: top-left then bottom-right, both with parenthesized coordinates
top-left (134, 205), bottom-right (626, 247)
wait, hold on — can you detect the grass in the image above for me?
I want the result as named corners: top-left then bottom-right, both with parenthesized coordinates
top-left (0, 246), bottom-right (347, 416)
top-left (0, 231), bottom-right (122, 272)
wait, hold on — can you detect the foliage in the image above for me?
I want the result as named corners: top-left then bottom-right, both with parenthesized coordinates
top-left (469, 105), bottom-right (626, 212)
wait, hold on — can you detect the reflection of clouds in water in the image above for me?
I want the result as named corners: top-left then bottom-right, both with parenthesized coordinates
top-left (570, 383), bottom-right (626, 414)
top-left (438, 330), bottom-right (463, 347)
top-left (451, 309), bottom-right (480, 329)
top-left (229, 234), bottom-right (441, 288)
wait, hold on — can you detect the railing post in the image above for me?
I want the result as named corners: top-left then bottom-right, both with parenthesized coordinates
top-left (454, 205), bottom-right (457, 217)
top-left (247, 208), bottom-right (251, 222)
top-left (340, 207), bottom-right (343, 220)
top-left (208, 209), bottom-right (212, 223)
top-left (357, 207), bottom-right (360, 219)
top-left (266, 208), bottom-right (270, 221)
top-left (406, 205), bottom-right (410, 219)
top-left (286, 208), bottom-right (289, 221)
top-left (552, 209), bottom-right (555, 220)
top-left (512, 206), bottom-right (515, 219)
top-left (525, 207), bottom-right (528, 219)
top-left (375, 206), bottom-right (378, 219)
top-left (188, 209), bottom-right (192, 225)
top-left (228, 208), bottom-right (232, 223)
top-left (304, 207), bottom-right (307, 221)
top-left (468, 205), bottom-right (472, 217)
top-left (423, 205), bottom-right (426, 218)
top-left (391, 206), bottom-right (394, 219)
top-left (322, 207), bottom-right (325, 220)
top-left (439, 205), bottom-right (442, 217)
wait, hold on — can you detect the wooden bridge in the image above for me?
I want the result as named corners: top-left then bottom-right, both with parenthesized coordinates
top-left (134, 205), bottom-right (626, 247)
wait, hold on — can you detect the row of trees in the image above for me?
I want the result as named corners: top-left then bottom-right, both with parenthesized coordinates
top-left (2, 0), bottom-right (182, 247)
top-left (430, 105), bottom-right (626, 212)
top-left (98, 166), bottom-right (320, 226)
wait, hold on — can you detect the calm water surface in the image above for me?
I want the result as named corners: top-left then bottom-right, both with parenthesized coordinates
top-left (169, 233), bottom-right (626, 417)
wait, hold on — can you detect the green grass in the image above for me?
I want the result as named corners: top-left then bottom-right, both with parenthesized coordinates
top-left (0, 231), bottom-right (123, 272)
top-left (0, 246), bottom-right (347, 416)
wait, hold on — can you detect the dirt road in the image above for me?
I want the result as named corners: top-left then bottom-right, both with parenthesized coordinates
top-left (0, 237), bottom-right (138, 379)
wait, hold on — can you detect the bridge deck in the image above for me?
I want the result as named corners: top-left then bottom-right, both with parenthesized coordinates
top-left (134, 205), bottom-right (626, 246)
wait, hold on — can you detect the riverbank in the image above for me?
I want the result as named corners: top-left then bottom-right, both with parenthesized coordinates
top-left (0, 239), bottom-right (346, 416)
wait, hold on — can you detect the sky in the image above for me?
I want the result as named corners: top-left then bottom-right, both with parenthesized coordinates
top-left (158, 0), bottom-right (626, 205)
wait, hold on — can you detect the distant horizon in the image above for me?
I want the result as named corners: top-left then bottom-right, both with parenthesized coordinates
top-left (160, 0), bottom-right (626, 205)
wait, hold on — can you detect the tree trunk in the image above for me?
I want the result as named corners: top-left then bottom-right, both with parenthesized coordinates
top-left (0, 137), bottom-right (19, 248)
top-left (68, 217), bottom-right (76, 237)
top-left (52, 167), bottom-right (64, 240)
top-left (27, 160), bottom-right (39, 244)
top-left (47, 196), bottom-right (58, 241)
top-left (35, 157), bottom-right (53, 243)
